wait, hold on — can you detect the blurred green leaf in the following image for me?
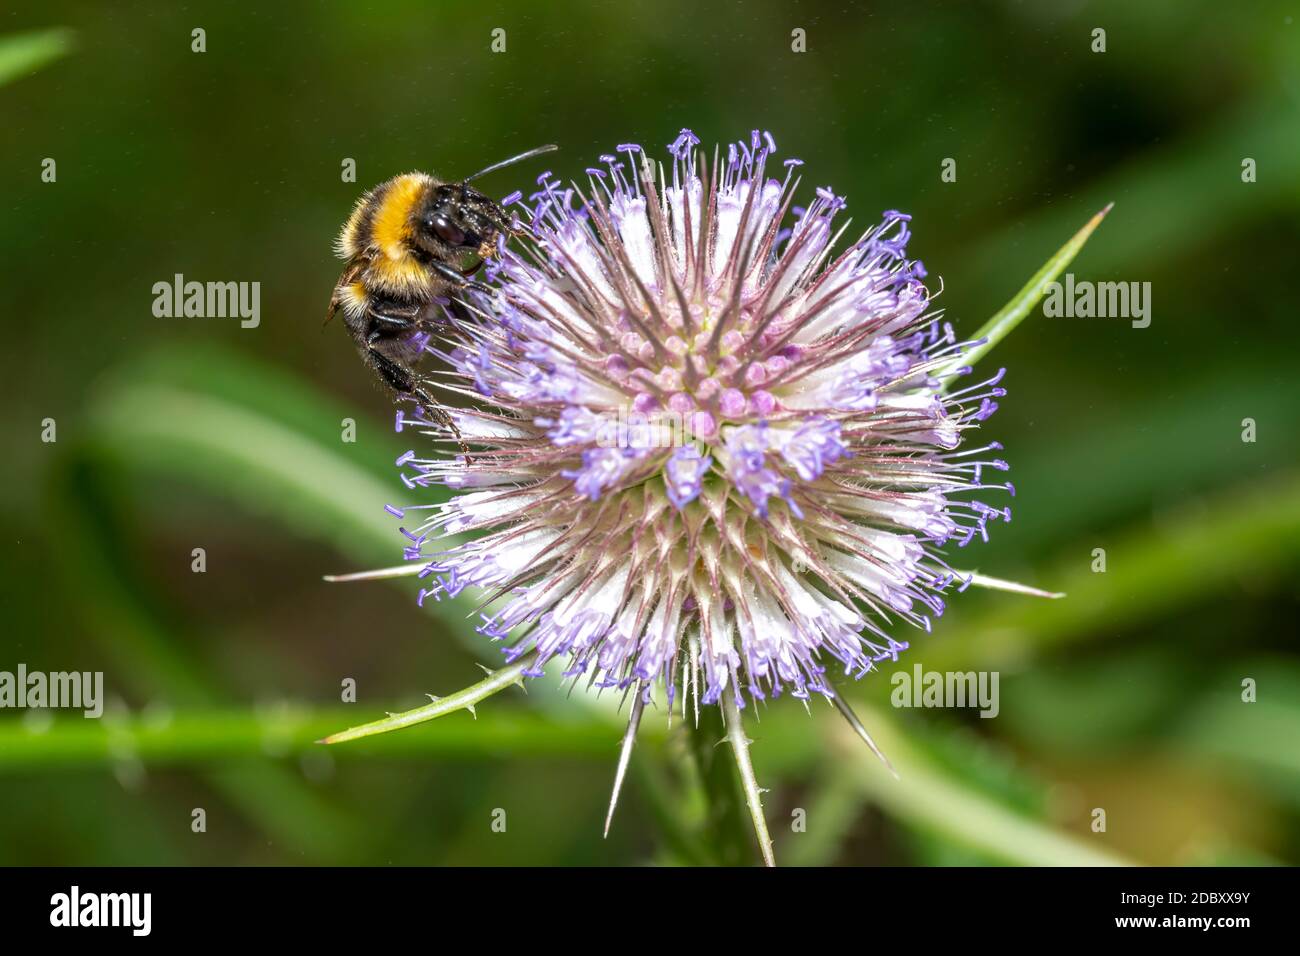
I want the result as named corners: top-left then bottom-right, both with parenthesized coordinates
top-left (0, 28), bottom-right (73, 87)
top-left (41, 347), bottom-right (448, 860)
top-left (808, 703), bottom-right (1055, 866)
top-left (86, 345), bottom-right (423, 571)
top-left (962, 95), bottom-right (1300, 293)
top-left (924, 472), bottom-right (1300, 670)
top-left (824, 703), bottom-right (1133, 866)
top-left (779, 770), bottom-right (862, 866)
top-left (997, 645), bottom-right (1202, 752)
top-left (82, 346), bottom-right (621, 719)
top-left (994, 363), bottom-right (1300, 557)
top-left (45, 455), bottom-right (370, 861)
top-left (1177, 658), bottom-right (1300, 804)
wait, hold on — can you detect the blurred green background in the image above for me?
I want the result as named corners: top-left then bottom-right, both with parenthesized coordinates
top-left (2, 0), bottom-right (1298, 866)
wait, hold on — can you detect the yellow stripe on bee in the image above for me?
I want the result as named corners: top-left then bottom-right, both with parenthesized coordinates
top-left (372, 173), bottom-right (430, 259)
top-left (369, 255), bottom-right (433, 296)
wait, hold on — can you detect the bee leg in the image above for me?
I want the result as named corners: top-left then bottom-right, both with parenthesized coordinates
top-left (368, 307), bottom-right (420, 334)
top-left (365, 345), bottom-right (470, 460)
top-left (412, 388), bottom-right (471, 459)
top-left (364, 344), bottom-right (418, 399)
top-left (367, 306), bottom-right (456, 369)
top-left (429, 261), bottom-right (494, 296)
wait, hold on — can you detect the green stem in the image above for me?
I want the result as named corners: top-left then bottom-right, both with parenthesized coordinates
top-left (631, 758), bottom-right (713, 867)
top-left (684, 705), bottom-right (749, 866)
top-left (723, 691), bottom-right (776, 867)
top-left (0, 706), bottom-right (637, 771)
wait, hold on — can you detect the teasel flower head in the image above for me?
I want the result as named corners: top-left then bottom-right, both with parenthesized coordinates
top-left (385, 129), bottom-right (1016, 859)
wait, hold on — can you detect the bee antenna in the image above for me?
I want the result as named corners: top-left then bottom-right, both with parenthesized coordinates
top-left (461, 144), bottom-right (559, 185)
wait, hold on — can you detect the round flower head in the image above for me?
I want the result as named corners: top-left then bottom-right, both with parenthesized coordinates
top-left (391, 130), bottom-right (1012, 712)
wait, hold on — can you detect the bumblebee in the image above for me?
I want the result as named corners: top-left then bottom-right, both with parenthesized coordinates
top-left (327, 145), bottom-right (557, 440)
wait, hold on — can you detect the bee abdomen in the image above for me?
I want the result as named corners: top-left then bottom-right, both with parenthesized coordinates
top-left (336, 280), bottom-right (372, 321)
top-left (336, 181), bottom-right (389, 260)
top-left (337, 173), bottom-right (440, 298)
top-left (337, 173), bottom-right (434, 259)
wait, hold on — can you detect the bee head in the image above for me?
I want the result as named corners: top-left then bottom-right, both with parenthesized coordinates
top-left (414, 183), bottom-right (512, 261)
